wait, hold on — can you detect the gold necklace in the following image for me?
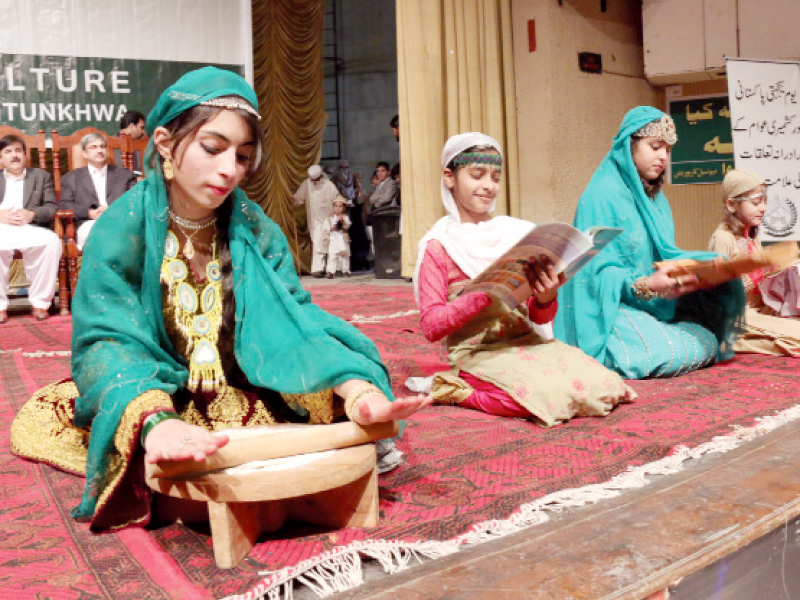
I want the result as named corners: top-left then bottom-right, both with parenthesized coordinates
top-left (168, 210), bottom-right (217, 259)
top-left (161, 230), bottom-right (226, 392)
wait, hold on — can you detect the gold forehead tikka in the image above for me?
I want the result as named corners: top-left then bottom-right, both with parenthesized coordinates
top-left (633, 115), bottom-right (677, 145)
top-left (199, 97), bottom-right (261, 120)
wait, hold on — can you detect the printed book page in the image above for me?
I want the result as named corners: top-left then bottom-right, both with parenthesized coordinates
top-left (460, 222), bottom-right (622, 309)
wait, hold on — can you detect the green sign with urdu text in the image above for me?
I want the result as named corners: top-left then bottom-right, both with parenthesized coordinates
top-left (669, 95), bottom-right (734, 185)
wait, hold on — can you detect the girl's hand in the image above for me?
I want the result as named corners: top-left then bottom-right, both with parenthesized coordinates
top-left (144, 419), bottom-right (229, 464)
top-left (524, 255), bottom-right (564, 305)
top-left (354, 393), bottom-right (434, 425)
top-left (335, 379), bottom-right (433, 425)
top-left (647, 266), bottom-right (701, 298)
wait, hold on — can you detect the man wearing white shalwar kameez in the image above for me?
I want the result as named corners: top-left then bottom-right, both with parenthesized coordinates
top-left (293, 165), bottom-right (343, 276)
top-left (0, 135), bottom-right (61, 323)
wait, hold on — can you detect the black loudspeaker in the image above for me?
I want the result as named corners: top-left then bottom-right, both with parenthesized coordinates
top-left (372, 206), bottom-right (403, 279)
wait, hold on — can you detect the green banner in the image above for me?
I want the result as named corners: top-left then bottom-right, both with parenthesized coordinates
top-left (0, 54), bottom-right (243, 136)
top-left (669, 95), bottom-right (734, 184)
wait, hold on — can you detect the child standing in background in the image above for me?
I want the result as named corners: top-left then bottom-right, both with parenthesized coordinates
top-left (324, 198), bottom-right (351, 278)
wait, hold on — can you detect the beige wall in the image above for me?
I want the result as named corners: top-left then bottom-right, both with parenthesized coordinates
top-left (511, 0), bottom-right (660, 226)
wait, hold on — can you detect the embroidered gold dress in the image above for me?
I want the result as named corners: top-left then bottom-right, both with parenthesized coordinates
top-left (11, 230), bottom-right (349, 531)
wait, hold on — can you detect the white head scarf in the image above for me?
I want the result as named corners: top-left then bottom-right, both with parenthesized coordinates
top-left (413, 132), bottom-right (534, 304)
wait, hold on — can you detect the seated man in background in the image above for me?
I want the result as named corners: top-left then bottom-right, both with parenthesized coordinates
top-left (0, 134), bottom-right (61, 323)
top-left (368, 161), bottom-right (399, 211)
top-left (59, 132), bottom-right (137, 250)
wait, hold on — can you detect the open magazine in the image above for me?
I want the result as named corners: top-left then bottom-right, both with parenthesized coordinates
top-left (459, 222), bottom-right (622, 309)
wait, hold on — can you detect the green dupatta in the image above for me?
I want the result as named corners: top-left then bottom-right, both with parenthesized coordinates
top-left (69, 67), bottom-right (393, 519)
top-left (554, 106), bottom-right (744, 366)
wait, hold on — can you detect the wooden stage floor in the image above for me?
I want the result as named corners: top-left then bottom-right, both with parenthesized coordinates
top-left (316, 415), bottom-right (800, 600)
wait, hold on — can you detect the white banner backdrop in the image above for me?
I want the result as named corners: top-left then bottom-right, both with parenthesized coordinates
top-left (0, 0), bottom-right (253, 136)
top-left (727, 58), bottom-right (800, 241)
top-left (0, 0), bottom-right (252, 79)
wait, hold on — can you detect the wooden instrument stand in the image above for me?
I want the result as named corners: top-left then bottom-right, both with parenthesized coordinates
top-left (146, 444), bottom-right (379, 568)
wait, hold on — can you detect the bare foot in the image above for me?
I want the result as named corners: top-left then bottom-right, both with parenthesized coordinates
top-left (353, 393), bottom-right (434, 425)
top-left (144, 419), bottom-right (229, 464)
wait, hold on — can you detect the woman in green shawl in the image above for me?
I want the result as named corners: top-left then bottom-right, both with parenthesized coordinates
top-left (554, 106), bottom-right (745, 379)
top-left (11, 67), bottom-right (430, 531)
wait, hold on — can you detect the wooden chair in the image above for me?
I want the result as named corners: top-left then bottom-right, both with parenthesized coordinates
top-left (0, 125), bottom-right (47, 170)
top-left (51, 128), bottom-right (124, 314)
top-left (53, 210), bottom-right (79, 315)
top-left (0, 127), bottom-right (69, 315)
top-left (121, 133), bottom-right (149, 172)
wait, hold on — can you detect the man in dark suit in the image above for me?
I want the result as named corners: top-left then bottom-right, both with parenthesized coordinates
top-left (0, 134), bottom-right (61, 323)
top-left (59, 132), bottom-right (137, 250)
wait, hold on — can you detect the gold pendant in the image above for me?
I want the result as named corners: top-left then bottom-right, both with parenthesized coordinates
top-left (183, 238), bottom-right (195, 259)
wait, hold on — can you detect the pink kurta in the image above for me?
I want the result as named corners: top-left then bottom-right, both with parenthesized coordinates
top-left (419, 241), bottom-right (557, 338)
top-left (419, 240), bottom-right (624, 418)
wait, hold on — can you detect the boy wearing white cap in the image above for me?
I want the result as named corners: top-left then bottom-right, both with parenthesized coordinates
top-left (323, 197), bottom-right (351, 278)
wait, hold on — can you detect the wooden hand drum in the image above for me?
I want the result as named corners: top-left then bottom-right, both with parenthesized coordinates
top-left (145, 421), bottom-right (397, 568)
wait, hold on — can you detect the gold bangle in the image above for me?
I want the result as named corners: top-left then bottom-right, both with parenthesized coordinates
top-left (631, 276), bottom-right (669, 301)
top-left (344, 383), bottom-right (385, 419)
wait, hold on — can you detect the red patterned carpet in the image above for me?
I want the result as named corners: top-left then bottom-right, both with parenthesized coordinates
top-left (1, 285), bottom-right (799, 600)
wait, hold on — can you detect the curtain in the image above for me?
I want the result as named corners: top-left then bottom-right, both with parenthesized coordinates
top-left (397, 0), bottom-right (519, 277)
top-left (246, 0), bottom-right (327, 272)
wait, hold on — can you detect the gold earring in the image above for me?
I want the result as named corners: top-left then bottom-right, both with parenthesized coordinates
top-left (163, 158), bottom-right (174, 181)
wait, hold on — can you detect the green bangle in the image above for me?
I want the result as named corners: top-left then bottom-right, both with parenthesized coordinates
top-left (140, 411), bottom-right (182, 445)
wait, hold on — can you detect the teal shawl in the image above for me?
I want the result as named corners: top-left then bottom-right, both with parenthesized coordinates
top-left (70, 67), bottom-right (394, 519)
top-left (554, 106), bottom-right (744, 366)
